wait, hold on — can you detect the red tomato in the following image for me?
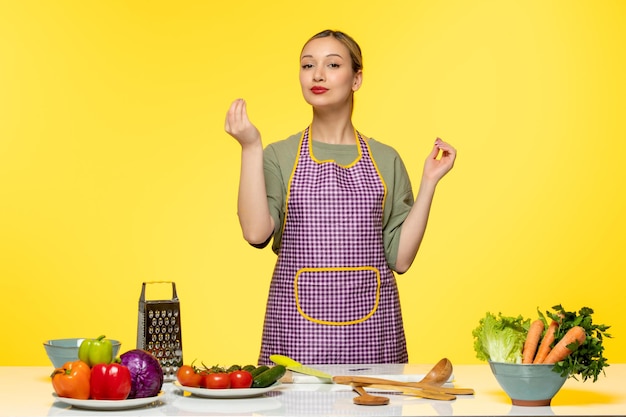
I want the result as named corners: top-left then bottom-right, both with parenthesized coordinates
top-left (202, 372), bottom-right (230, 389)
top-left (177, 365), bottom-right (202, 387)
top-left (229, 370), bottom-right (253, 389)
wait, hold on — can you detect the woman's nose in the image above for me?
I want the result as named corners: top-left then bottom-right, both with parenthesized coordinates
top-left (313, 68), bottom-right (325, 82)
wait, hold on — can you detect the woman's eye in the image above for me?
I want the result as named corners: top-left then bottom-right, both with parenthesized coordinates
top-left (301, 64), bottom-right (313, 69)
top-left (328, 63), bottom-right (340, 68)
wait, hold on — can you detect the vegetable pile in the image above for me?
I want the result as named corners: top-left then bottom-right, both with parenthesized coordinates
top-left (176, 362), bottom-right (286, 389)
top-left (51, 335), bottom-right (164, 401)
top-left (473, 305), bottom-right (611, 382)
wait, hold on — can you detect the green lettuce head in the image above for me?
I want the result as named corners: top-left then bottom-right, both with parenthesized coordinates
top-left (472, 312), bottom-right (530, 363)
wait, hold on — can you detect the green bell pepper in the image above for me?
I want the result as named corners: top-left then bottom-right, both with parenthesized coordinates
top-left (78, 335), bottom-right (113, 367)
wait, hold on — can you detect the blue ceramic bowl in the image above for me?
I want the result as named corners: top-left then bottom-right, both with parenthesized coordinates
top-left (489, 361), bottom-right (568, 406)
top-left (43, 338), bottom-right (121, 368)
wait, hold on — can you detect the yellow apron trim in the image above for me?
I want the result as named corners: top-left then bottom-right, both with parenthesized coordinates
top-left (281, 130), bottom-right (307, 236)
top-left (308, 126), bottom-right (363, 168)
top-left (361, 136), bottom-right (388, 212)
top-left (294, 266), bottom-right (381, 326)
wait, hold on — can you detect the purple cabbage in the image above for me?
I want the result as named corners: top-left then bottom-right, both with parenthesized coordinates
top-left (120, 349), bottom-right (164, 398)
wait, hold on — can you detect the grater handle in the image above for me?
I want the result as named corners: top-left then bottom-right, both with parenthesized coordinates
top-left (139, 281), bottom-right (179, 301)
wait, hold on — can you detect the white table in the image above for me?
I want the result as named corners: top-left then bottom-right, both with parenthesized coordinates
top-left (1, 364), bottom-right (624, 416)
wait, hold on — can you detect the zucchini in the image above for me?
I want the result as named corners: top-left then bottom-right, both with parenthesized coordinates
top-left (249, 365), bottom-right (270, 377)
top-left (252, 365), bottom-right (286, 388)
top-left (269, 354), bottom-right (301, 367)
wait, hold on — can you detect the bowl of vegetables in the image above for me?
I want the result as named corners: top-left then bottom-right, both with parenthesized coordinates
top-left (473, 305), bottom-right (611, 406)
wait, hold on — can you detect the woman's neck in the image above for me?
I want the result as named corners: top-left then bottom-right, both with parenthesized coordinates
top-left (310, 108), bottom-right (355, 145)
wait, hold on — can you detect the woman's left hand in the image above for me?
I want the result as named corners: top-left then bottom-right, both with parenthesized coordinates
top-left (423, 137), bottom-right (456, 182)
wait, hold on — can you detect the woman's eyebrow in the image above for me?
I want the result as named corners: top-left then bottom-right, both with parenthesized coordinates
top-left (300, 53), bottom-right (344, 60)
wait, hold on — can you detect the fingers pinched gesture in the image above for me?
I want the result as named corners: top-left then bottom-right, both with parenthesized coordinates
top-left (225, 99), bottom-right (261, 147)
top-left (423, 137), bottom-right (456, 183)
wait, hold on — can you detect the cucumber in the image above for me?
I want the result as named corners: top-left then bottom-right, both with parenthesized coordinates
top-left (252, 365), bottom-right (286, 388)
top-left (241, 364), bottom-right (256, 372)
top-left (249, 365), bottom-right (270, 377)
top-left (226, 364), bottom-right (241, 372)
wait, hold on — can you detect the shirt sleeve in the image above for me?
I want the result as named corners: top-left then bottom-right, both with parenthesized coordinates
top-left (260, 133), bottom-right (301, 254)
top-left (263, 144), bottom-right (287, 253)
top-left (380, 150), bottom-right (414, 272)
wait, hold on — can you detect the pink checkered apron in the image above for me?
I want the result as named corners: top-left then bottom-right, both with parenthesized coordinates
top-left (258, 127), bottom-right (408, 365)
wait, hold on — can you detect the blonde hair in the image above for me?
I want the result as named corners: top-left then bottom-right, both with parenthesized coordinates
top-left (304, 30), bottom-right (363, 73)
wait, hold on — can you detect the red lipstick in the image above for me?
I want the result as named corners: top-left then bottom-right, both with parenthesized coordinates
top-left (311, 86), bottom-right (328, 94)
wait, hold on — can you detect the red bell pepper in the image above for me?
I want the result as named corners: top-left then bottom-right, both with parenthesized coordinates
top-left (90, 363), bottom-right (132, 400)
top-left (51, 360), bottom-right (91, 400)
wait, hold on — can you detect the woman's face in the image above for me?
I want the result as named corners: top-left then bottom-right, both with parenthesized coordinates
top-left (299, 36), bottom-right (362, 109)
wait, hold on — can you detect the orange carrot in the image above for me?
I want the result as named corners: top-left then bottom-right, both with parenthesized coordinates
top-left (534, 320), bottom-right (559, 363)
top-left (543, 326), bottom-right (587, 364)
top-left (522, 319), bottom-right (545, 364)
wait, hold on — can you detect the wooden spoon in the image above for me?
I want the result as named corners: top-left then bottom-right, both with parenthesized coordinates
top-left (360, 383), bottom-right (472, 396)
top-left (414, 358), bottom-right (474, 395)
top-left (333, 376), bottom-right (472, 395)
top-left (333, 358), bottom-right (474, 396)
top-left (363, 384), bottom-right (456, 401)
top-left (353, 386), bottom-right (389, 406)
top-left (419, 357), bottom-right (453, 386)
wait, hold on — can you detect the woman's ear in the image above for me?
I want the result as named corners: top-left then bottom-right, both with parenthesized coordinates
top-left (352, 70), bottom-right (363, 92)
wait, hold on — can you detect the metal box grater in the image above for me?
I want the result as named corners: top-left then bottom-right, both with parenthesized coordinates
top-left (136, 281), bottom-right (183, 381)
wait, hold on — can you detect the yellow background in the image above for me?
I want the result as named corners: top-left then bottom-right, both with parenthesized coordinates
top-left (1, 0), bottom-right (624, 367)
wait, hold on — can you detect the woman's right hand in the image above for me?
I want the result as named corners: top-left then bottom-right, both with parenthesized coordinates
top-left (225, 99), bottom-right (273, 244)
top-left (225, 98), bottom-right (261, 147)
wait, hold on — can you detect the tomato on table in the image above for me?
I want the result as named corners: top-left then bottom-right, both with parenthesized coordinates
top-left (229, 370), bottom-right (253, 388)
top-left (177, 365), bottom-right (202, 387)
top-left (202, 372), bottom-right (230, 389)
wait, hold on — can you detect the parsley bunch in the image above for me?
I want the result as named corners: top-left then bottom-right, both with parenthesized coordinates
top-left (541, 304), bottom-right (612, 382)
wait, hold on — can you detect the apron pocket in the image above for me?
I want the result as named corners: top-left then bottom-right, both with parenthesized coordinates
top-left (294, 267), bottom-right (380, 326)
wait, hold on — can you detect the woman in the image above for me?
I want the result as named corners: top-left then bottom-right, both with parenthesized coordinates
top-left (225, 30), bottom-right (456, 365)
